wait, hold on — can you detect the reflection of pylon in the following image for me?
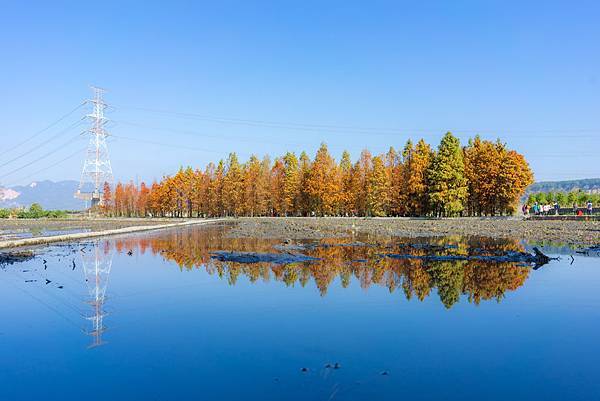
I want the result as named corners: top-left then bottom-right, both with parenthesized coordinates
top-left (81, 240), bottom-right (113, 348)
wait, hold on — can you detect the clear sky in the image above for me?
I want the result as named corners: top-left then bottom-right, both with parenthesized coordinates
top-left (0, 0), bottom-right (598, 186)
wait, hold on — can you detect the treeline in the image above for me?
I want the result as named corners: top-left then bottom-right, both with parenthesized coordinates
top-left (0, 203), bottom-right (68, 219)
top-left (102, 132), bottom-right (533, 218)
top-left (526, 178), bottom-right (600, 194)
top-left (526, 191), bottom-right (599, 206)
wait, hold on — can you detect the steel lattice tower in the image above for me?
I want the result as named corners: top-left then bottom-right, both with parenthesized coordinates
top-left (75, 86), bottom-right (113, 208)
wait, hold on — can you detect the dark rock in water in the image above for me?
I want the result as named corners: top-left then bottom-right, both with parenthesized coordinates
top-left (210, 251), bottom-right (320, 265)
top-left (0, 251), bottom-right (34, 267)
top-left (577, 245), bottom-right (600, 255)
top-left (300, 367), bottom-right (309, 373)
top-left (381, 247), bottom-right (555, 268)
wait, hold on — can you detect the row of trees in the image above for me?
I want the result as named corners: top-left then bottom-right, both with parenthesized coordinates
top-left (0, 203), bottom-right (68, 219)
top-left (102, 132), bottom-right (533, 218)
top-left (526, 190), bottom-right (599, 206)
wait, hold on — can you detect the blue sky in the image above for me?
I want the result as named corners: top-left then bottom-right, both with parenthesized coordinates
top-left (0, 0), bottom-right (598, 186)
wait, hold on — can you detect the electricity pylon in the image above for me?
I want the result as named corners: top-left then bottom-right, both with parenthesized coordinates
top-left (81, 240), bottom-right (113, 348)
top-left (75, 86), bottom-right (113, 209)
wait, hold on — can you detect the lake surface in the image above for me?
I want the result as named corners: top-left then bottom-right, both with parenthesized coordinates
top-left (1, 223), bottom-right (599, 401)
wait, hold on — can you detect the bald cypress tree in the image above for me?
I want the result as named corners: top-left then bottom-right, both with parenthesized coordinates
top-left (428, 132), bottom-right (468, 217)
top-left (282, 152), bottom-right (300, 216)
top-left (223, 153), bottom-right (244, 216)
top-left (367, 155), bottom-right (390, 216)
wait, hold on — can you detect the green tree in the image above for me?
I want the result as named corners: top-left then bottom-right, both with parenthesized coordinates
top-left (427, 132), bottom-right (468, 216)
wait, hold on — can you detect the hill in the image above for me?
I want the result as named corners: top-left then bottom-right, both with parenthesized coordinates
top-left (0, 180), bottom-right (84, 210)
top-left (526, 178), bottom-right (600, 194)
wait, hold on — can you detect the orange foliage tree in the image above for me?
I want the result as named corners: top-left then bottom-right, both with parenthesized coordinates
top-left (102, 136), bottom-right (532, 218)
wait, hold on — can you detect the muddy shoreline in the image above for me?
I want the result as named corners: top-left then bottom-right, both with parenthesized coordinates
top-left (227, 217), bottom-right (600, 245)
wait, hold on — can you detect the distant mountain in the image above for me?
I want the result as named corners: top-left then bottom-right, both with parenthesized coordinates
top-left (526, 178), bottom-right (600, 194)
top-left (0, 180), bottom-right (84, 210)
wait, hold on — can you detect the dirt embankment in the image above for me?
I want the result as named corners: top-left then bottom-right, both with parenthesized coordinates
top-left (0, 218), bottom-right (221, 249)
top-left (0, 218), bottom-right (174, 236)
top-left (227, 217), bottom-right (600, 245)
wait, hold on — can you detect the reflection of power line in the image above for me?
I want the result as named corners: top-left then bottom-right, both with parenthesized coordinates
top-left (81, 241), bottom-right (113, 349)
top-left (2, 270), bottom-right (82, 329)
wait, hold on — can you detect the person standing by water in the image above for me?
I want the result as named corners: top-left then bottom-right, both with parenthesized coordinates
top-left (573, 202), bottom-right (578, 215)
top-left (587, 200), bottom-right (593, 215)
top-left (553, 201), bottom-right (560, 215)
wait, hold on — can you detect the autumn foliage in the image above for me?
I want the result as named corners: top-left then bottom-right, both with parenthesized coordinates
top-left (102, 133), bottom-right (533, 218)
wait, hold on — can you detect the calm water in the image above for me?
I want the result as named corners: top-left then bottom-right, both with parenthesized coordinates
top-left (1, 224), bottom-right (599, 401)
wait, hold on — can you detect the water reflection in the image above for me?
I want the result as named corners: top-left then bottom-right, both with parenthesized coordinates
top-left (114, 226), bottom-right (531, 308)
top-left (80, 241), bottom-right (113, 348)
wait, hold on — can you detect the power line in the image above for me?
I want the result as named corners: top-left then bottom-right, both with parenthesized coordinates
top-left (113, 120), bottom-right (305, 147)
top-left (0, 102), bottom-right (85, 158)
top-left (0, 135), bottom-right (85, 181)
top-left (0, 119), bottom-right (84, 169)
top-left (111, 134), bottom-right (253, 157)
top-left (3, 146), bottom-right (87, 187)
top-left (115, 104), bottom-right (600, 137)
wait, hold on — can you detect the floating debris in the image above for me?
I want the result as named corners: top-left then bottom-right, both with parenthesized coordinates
top-left (210, 251), bottom-right (320, 264)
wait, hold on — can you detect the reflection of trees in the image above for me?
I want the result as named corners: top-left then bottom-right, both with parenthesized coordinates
top-left (114, 227), bottom-right (531, 308)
